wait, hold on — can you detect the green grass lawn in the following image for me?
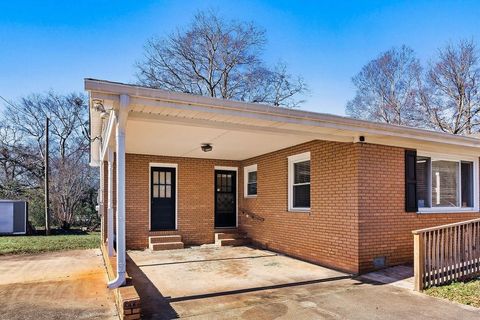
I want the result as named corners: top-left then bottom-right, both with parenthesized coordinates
top-left (426, 279), bottom-right (480, 308)
top-left (0, 231), bottom-right (100, 255)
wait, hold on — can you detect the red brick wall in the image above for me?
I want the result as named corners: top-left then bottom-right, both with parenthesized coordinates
top-left (101, 140), bottom-right (480, 274)
top-left (357, 143), bottom-right (480, 272)
top-left (239, 141), bottom-right (361, 273)
top-left (124, 153), bottom-right (239, 249)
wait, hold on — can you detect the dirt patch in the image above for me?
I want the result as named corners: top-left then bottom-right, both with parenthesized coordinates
top-left (0, 249), bottom-right (117, 320)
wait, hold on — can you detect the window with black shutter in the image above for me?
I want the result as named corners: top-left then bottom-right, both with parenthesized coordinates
top-left (414, 152), bottom-right (476, 212)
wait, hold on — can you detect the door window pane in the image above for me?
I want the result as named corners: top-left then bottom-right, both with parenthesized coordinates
top-left (153, 185), bottom-right (159, 198)
top-left (432, 160), bottom-right (459, 207)
top-left (160, 185), bottom-right (165, 198)
top-left (416, 157), bottom-right (431, 208)
top-left (153, 171), bottom-right (159, 184)
top-left (160, 172), bottom-right (165, 184)
top-left (166, 172), bottom-right (171, 185)
top-left (166, 185), bottom-right (171, 198)
top-left (461, 161), bottom-right (473, 207)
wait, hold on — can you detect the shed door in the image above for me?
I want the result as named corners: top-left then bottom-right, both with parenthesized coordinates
top-left (0, 203), bottom-right (14, 233)
top-left (151, 167), bottom-right (176, 231)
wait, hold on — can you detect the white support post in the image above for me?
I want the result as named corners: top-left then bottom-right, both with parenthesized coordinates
top-left (108, 94), bottom-right (129, 289)
top-left (107, 148), bottom-right (114, 257)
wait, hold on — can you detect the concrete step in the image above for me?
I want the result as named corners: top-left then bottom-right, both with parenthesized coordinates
top-left (217, 238), bottom-right (251, 247)
top-left (215, 232), bottom-right (247, 241)
top-left (149, 235), bottom-right (182, 244)
top-left (149, 242), bottom-right (184, 251)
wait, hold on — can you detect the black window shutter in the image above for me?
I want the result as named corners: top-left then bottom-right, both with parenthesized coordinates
top-left (405, 149), bottom-right (418, 212)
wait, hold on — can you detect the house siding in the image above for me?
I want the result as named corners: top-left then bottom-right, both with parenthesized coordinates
top-left (239, 140), bottom-right (361, 273)
top-left (356, 143), bottom-right (480, 272)
top-left (102, 140), bottom-right (480, 274)
top-left (124, 153), bottom-right (239, 249)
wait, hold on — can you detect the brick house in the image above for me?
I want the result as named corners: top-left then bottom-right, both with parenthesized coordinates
top-left (86, 79), bottom-right (480, 287)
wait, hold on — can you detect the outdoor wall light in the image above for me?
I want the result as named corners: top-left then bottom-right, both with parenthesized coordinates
top-left (201, 143), bottom-right (213, 152)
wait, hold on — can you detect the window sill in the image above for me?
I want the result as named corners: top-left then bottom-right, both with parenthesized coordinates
top-left (417, 208), bottom-right (479, 214)
top-left (288, 208), bottom-right (311, 213)
top-left (244, 195), bottom-right (257, 199)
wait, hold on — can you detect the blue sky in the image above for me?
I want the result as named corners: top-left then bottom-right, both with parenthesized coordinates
top-left (0, 1), bottom-right (478, 115)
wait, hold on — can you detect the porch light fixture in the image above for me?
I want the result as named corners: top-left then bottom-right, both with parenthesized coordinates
top-left (201, 143), bottom-right (213, 152)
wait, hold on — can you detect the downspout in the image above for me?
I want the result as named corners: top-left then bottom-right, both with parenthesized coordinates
top-left (108, 94), bottom-right (129, 289)
top-left (107, 148), bottom-right (114, 257)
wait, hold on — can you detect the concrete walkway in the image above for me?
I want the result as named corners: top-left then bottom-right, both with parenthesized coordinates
top-left (127, 246), bottom-right (480, 319)
top-left (0, 249), bottom-right (118, 320)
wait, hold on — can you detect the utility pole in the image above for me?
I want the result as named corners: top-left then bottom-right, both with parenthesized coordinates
top-left (44, 117), bottom-right (50, 235)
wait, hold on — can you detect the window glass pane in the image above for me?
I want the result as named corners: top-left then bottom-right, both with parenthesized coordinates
top-left (461, 161), bottom-right (473, 207)
top-left (216, 174), bottom-right (221, 191)
top-left (160, 185), bottom-right (165, 198)
top-left (248, 171), bottom-right (257, 183)
top-left (293, 184), bottom-right (310, 208)
top-left (153, 171), bottom-right (159, 184)
top-left (160, 172), bottom-right (165, 184)
top-left (416, 157), bottom-right (431, 208)
top-left (432, 160), bottom-right (459, 207)
top-left (222, 174), bottom-right (227, 192)
top-left (247, 182), bottom-right (257, 195)
top-left (294, 161), bottom-right (310, 184)
top-left (166, 172), bottom-right (171, 185)
top-left (165, 185), bottom-right (171, 198)
top-left (153, 185), bottom-right (159, 198)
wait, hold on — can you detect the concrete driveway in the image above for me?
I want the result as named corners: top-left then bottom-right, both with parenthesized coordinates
top-left (128, 246), bottom-right (480, 320)
top-left (0, 249), bottom-right (118, 320)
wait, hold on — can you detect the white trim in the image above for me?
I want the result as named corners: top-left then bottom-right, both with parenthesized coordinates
top-left (214, 166), bottom-right (238, 171)
top-left (417, 151), bottom-right (479, 214)
top-left (288, 152), bottom-right (311, 212)
top-left (244, 164), bottom-right (258, 198)
top-left (214, 166), bottom-right (239, 228)
top-left (149, 163), bottom-right (178, 231)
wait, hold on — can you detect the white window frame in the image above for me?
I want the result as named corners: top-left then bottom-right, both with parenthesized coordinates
top-left (288, 152), bottom-right (311, 212)
top-left (417, 151), bottom-right (479, 214)
top-left (244, 164), bottom-right (258, 198)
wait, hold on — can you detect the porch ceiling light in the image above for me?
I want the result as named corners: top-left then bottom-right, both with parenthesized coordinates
top-left (201, 143), bottom-right (213, 152)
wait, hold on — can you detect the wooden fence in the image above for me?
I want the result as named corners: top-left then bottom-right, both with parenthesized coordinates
top-left (412, 218), bottom-right (480, 291)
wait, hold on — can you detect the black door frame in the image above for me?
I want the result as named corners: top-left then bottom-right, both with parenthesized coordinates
top-left (214, 167), bottom-right (238, 228)
top-left (150, 164), bottom-right (177, 231)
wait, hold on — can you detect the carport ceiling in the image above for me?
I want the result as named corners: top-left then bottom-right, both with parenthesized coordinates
top-left (126, 118), bottom-right (316, 160)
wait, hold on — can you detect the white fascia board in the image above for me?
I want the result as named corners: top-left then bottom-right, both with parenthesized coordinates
top-left (84, 79), bottom-right (480, 150)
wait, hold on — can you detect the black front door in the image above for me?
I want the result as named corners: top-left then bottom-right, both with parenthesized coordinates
top-left (215, 170), bottom-right (237, 228)
top-left (151, 167), bottom-right (176, 230)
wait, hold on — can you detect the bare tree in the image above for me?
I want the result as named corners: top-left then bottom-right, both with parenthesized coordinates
top-left (136, 10), bottom-right (307, 108)
top-left (346, 46), bottom-right (421, 126)
top-left (0, 92), bottom-right (97, 229)
top-left (418, 40), bottom-right (480, 134)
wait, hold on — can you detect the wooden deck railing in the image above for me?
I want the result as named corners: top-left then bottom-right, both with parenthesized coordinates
top-left (412, 218), bottom-right (480, 291)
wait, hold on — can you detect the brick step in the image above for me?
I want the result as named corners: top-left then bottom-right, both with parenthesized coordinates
top-left (215, 232), bottom-right (247, 241)
top-left (217, 238), bottom-right (251, 247)
top-left (149, 235), bottom-right (182, 244)
top-left (149, 242), bottom-right (184, 251)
